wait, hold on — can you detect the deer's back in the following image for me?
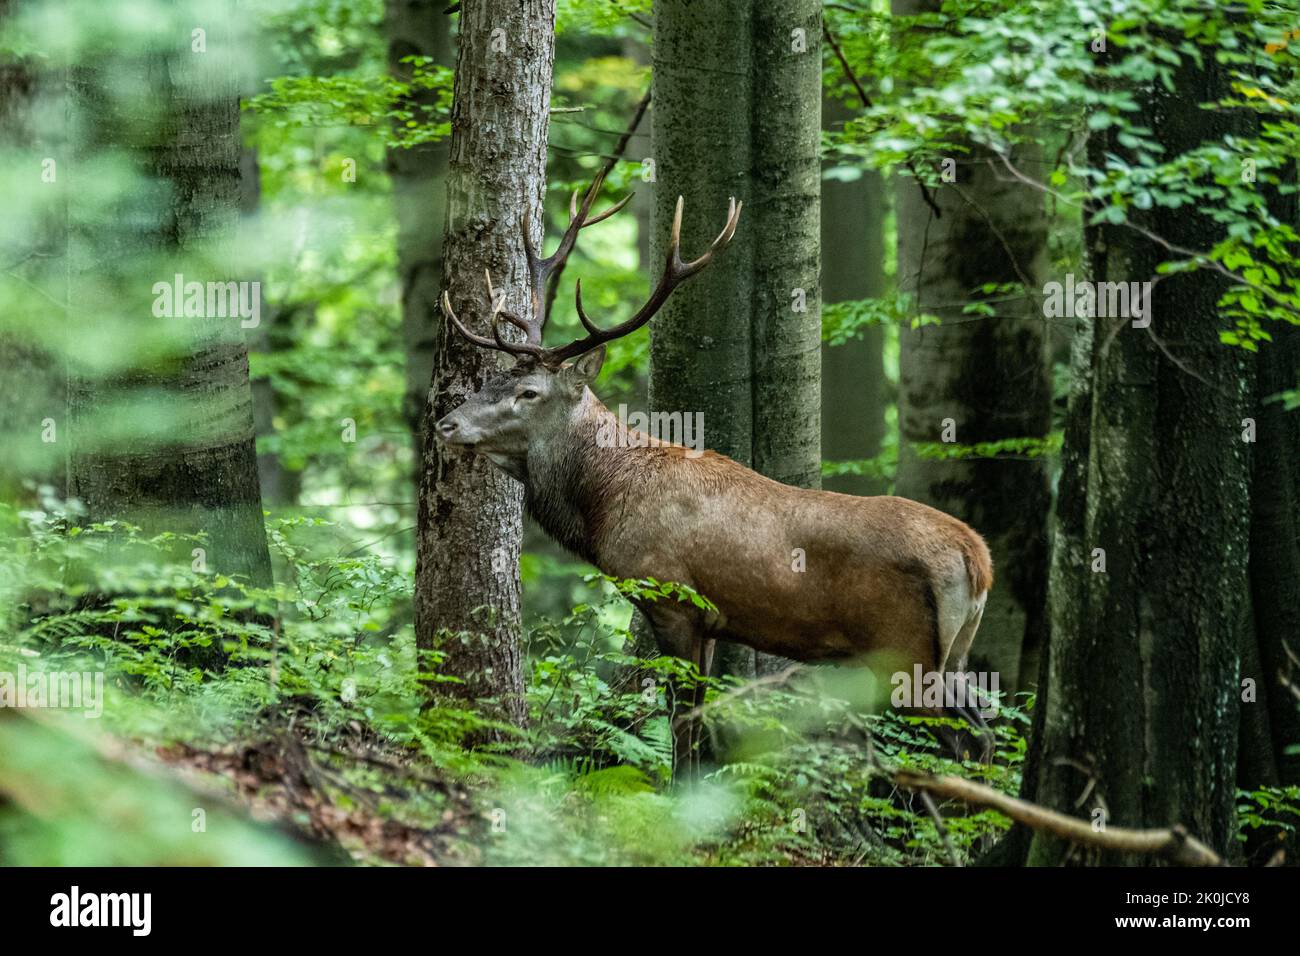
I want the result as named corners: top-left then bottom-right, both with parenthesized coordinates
top-left (595, 447), bottom-right (992, 665)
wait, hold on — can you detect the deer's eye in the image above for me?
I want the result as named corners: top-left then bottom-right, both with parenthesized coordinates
top-left (518, 389), bottom-right (540, 401)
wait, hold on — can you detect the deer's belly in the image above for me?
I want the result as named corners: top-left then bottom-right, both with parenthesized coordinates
top-left (710, 591), bottom-right (871, 662)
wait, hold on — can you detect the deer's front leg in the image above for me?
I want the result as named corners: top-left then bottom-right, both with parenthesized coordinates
top-left (639, 603), bottom-right (709, 780)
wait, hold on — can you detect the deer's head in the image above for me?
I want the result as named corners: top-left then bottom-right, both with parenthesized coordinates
top-left (436, 174), bottom-right (741, 480)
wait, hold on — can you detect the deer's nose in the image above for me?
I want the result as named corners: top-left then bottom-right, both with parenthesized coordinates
top-left (436, 416), bottom-right (459, 439)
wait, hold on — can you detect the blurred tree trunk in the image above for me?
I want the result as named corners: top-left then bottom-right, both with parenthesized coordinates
top-left (893, 0), bottom-right (1051, 693)
top-left (64, 10), bottom-right (272, 592)
top-left (0, 11), bottom-right (67, 503)
top-left (1027, 50), bottom-right (1252, 866)
top-left (414, 0), bottom-right (555, 732)
top-left (387, 0), bottom-right (454, 490)
top-left (821, 96), bottom-right (886, 497)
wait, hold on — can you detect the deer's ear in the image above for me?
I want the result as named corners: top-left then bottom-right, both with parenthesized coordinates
top-left (563, 345), bottom-right (605, 391)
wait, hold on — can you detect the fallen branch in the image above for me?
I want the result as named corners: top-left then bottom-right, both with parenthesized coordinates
top-left (894, 769), bottom-right (1222, 866)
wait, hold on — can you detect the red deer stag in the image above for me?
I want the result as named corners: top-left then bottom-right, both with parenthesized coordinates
top-left (436, 174), bottom-right (994, 764)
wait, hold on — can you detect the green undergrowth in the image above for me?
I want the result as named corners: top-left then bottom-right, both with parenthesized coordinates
top-left (10, 501), bottom-right (1286, 866)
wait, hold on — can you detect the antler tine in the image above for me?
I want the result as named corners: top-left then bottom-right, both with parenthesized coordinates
top-left (671, 195), bottom-right (742, 279)
top-left (523, 168), bottom-right (632, 340)
top-left (581, 191), bottom-right (634, 228)
top-left (442, 289), bottom-right (499, 351)
top-left (542, 196), bottom-right (743, 367)
top-left (572, 279), bottom-right (604, 336)
top-left (484, 268), bottom-right (534, 338)
top-left (451, 174), bottom-right (645, 365)
top-left (443, 274), bottom-right (545, 362)
top-left (546, 167), bottom-right (609, 265)
top-left (489, 315), bottom-right (546, 360)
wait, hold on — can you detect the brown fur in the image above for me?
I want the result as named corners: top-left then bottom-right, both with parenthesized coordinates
top-left (524, 392), bottom-right (994, 673)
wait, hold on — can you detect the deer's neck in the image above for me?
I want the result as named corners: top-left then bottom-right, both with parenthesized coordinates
top-left (523, 391), bottom-right (631, 565)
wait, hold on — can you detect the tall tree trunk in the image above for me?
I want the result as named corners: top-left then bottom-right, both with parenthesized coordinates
top-left (750, 0), bottom-right (821, 493)
top-left (1241, 163), bottom-right (1300, 798)
top-left (893, 1), bottom-right (1050, 695)
top-left (64, 6), bottom-right (272, 591)
top-left (414, 0), bottom-right (554, 732)
top-left (821, 96), bottom-right (887, 497)
top-left (0, 8), bottom-right (66, 503)
top-left (651, 0), bottom-right (822, 681)
top-left (387, 0), bottom-right (455, 487)
top-left (1246, 328), bottom-right (1300, 789)
top-left (984, 225), bottom-right (1097, 867)
top-left (749, 0), bottom-right (822, 675)
top-left (650, 0), bottom-right (755, 680)
top-left (650, 0), bottom-right (754, 466)
top-left (1027, 50), bottom-right (1253, 865)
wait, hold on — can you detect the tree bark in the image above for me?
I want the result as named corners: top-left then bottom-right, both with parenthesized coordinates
top-left (63, 6), bottom-right (272, 592)
top-left (414, 0), bottom-right (555, 732)
top-left (1027, 50), bottom-right (1253, 865)
top-left (892, 2), bottom-right (1051, 694)
top-left (650, 0), bottom-right (754, 467)
top-left (821, 98), bottom-right (887, 498)
top-left (1241, 163), bottom-right (1300, 796)
top-left (650, 0), bottom-right (756, 680)
top-left (750, 0), bottom-right (822, 494)
top-left (651, 0), bottom-right (821, 681)
top-left (749, 0), bottom-right (822, 676)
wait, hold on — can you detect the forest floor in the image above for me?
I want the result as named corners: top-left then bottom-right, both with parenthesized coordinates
top-left (153, 733), bottom-right (484, 866)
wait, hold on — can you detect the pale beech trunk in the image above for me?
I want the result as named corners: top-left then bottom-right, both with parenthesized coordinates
top-left (749, 0), bottom-right (822, 676)
top-left (651, 0), bottom-right (755, 680)
top-left (750, 0), bottom-right (821, 493)
top-left (650, 0), bottom-right (754, 468)
top-left (651, 0), bottom-right (822, 681)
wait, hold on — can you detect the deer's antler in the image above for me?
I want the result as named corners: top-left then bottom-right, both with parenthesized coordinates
top-left (443, 173), bottom-right (741, 369)
top-left (542, 195), bottom-right (741, 367)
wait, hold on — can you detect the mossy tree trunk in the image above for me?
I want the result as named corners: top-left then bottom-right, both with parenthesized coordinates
top-left (651, 0), bottom-right (821, 681)
top-left (1027, 51), bottom-right (1253, 866)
